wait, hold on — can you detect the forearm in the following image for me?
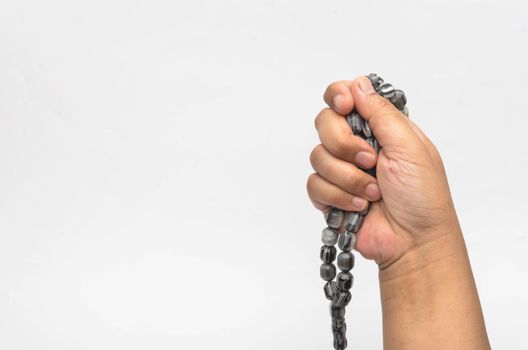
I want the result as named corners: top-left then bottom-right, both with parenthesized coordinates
top-left (379, 228), bottom-right (491, 350)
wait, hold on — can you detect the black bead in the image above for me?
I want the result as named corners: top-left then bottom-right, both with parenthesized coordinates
top-left (337, 252), bottom-right (355, 272)
top-left (320, 263), bottom-right (336, 281)
top-left (324, 281), bottom-right (338, 301)
top-left (336, 272), bottom-right (354, 290)
top-left (320, 245), bottom-right (337, 263)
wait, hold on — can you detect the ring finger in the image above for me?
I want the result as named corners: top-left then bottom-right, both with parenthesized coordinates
top-left (310, 144), bottom-right (381, 201)
top-left (306, 172), bottom-right (369, 214)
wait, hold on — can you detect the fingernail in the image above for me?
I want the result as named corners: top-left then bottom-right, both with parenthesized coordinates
top-left (352, 196), bottom-right (368, 210)
top-left (333, 94), bottom-right (344, 110)
top-left (354, 151), bottom-right (375, 168)
top-left (365, 183), bottom-right (380, 200)
top-left (358, 77), bottom-right (375, 95)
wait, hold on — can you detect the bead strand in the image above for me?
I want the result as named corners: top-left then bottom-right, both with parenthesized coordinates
top-left (319, 73), bottom-right (409, 349)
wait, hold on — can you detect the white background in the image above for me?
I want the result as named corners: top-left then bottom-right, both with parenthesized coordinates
top-left (1, 0), bottom-right (527, 349)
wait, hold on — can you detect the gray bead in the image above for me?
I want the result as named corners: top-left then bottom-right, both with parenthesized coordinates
top-left (333, 331), bottom-right (347, 350)
top-left (320, 245), bottom-right (337, 263)
top-left (379, 83), bottom-right (395, 99)
top-left (374, 139), bottom-right (380, 153)
top-left (337, 232), bottom-right (354, 252)
top-left (338, 232), bottom-right (356, 252)
top-left (320, 263), bottom-right (336, 281)
top-left (334, 323), bottom-right (347, 337)
top-left (329, 303), bottom-right (346, 318)
top-left (389, 89), bottom-right (407, 110)
top-left (366, 72), bottom-right (378, 81)
top-left (332, 316), bottom-right (346, 330)
top-left (322, 227), bottom-right (339, 246)
top-left (343, 212), bottom-right (365, 233)
top-left (337, 272), bottom-right (354, 290)
top-left (326, 208), bottom-right (344, 229)
top-left (366, 73), bottom-right (384, 90)
top-left (337, 251), bottom-right (355, 272)
top-left (346, 111), bottom-right (364, 135)
top-left (342, 212), bottom-right (359, 232)
top-left (334, 290), bottom-right (352, 307)
top-left (349, 233), bottom-right (357, 250)
top-left (324, 281), bottom-right (338, 300)
top-left (333, 324), bottom-right (348, 349)
top-left (366, 137), bottom-right (380, 154)
top-left (402, 106), bottom-right (409, 117)
top-left (362, 120), bottom-right (372, 138)
top-left (349, 214), bottom-right (364, 233)
top-left (399, 89), bottom-right (407, 105)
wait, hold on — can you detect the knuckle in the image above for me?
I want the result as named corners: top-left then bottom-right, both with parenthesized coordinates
top-left (309, 144), bottom-right (324, 169)
top-left (306, 172), bottom-right (318, 192)
top-left (344, 171), bottom-right (363, 191)
top-left (338, 192), bottom-right (355, 209)
top-left (314, 107), bottom-right (331, 130)
top-left (371, 94), bottom-right (394, 114)
top-left (334, 136), bottom-right (349, 157)
top-left (368, 95), bottom-right (402, 129)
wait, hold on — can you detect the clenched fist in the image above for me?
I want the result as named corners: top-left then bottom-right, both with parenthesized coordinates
top-left (306, 76), bottom-right (462, 269)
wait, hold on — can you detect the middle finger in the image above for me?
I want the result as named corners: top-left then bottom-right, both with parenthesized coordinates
top-left (310, 144), bottom-right (381, 201)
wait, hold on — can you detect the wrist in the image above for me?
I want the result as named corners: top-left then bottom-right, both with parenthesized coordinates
top-left (378, 223), bottom-right (467, 283)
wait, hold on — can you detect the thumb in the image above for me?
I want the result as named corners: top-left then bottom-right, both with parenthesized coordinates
top-left (351, 76), bottom-right (423, 153)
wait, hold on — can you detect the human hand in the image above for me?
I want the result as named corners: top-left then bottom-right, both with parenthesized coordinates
top-left (307, 76), bottom-right (462, 269)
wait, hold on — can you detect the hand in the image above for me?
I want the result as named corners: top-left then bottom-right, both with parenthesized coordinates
top-left (307, 76), bottom-right (462, 268)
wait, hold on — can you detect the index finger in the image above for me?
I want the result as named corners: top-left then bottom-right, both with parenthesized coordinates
top-left (314, 108), bottom-right (378, 169)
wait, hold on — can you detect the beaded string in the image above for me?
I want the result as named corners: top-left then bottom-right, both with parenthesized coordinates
top-left (319, 73), bottom-right (408, 350)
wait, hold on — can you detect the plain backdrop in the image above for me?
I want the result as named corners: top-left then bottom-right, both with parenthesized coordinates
top-left (1, 0), bottom-right (527, 349)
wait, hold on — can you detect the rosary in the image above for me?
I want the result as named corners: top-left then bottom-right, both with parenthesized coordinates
top-left (319, 73), bottom-right (408, 349)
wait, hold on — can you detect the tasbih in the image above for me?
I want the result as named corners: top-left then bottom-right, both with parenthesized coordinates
top-left (319, 73), bottom-right (408, 349)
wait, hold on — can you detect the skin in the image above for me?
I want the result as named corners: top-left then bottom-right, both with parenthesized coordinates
top-left (306, 76), bottom-right (491, 349)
